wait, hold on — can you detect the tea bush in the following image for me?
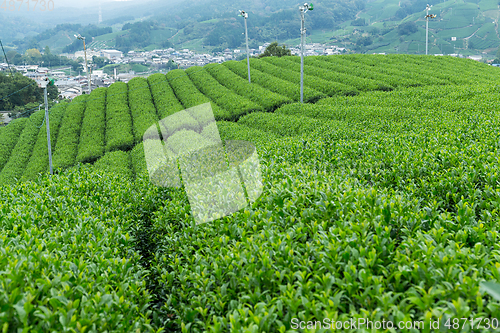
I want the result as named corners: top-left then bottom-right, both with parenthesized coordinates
top-left (223, 60), bottom-right (325, 103)
top-left (128, 77), bottom-right (159, 142)
top-left (77, 87), bottom-right (107, 164)
top-left (0, 117), bottom-right (28, 172)
top-left (186, 66), bottom-right (261, 120)
top-left (166, 69), bottom-right (230, 120)
top-left (21, 102), bottom-right (67, 181)
top-left (52, 94), bottom-right (88, 170)
top-left (204, 63), bottom-right (291, 112)
top-left (105, 81), bottom-right (135, 152)
top-left (0, 110), bottom-right (45, 184)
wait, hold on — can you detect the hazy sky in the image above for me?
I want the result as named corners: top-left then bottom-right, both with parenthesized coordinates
top-left (55, 0), bottom-right (142, 9)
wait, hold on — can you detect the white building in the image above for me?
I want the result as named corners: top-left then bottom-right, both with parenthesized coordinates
top-left (101, 50), bottom-right (123, 60)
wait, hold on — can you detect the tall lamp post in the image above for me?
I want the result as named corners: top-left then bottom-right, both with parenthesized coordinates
top-left (299, 3), bottom-right (313, 103)
top-left (239, 10), bottom-right (251, 83)
top-left (39, 77), bottom-right (55, 175)
top-left (425, 5), bottom-right (437, 55)
top-left (75, 34), bottom-right (92, 94)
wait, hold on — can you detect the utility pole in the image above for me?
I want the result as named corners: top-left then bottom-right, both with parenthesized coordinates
top-left (239, 10), bottom-right (251, 83)
top-left (299, 3), bottom-right (313, 103)
top-left (75, 34), bottom-right (92, 94)
top-left (425, 4), bottom-right (436, 55)
top-left (0, 39), bottom-right (13, 77)
top-left (39, 77), bottom-right (55, 175)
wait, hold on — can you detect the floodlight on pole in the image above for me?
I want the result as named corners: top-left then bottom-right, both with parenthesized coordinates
top-left (299, 3), bottom-right (313, 104)
top-left (425, 5), bottom-right (437, 55)
top-left (239, 10), bottom-right (251, 83)
top-left (75, 34), bottom-right (92, 94)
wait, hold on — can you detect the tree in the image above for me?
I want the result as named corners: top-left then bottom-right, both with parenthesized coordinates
top-left (25, 48), bottom-right (42, 58)
top-left (44, 46), bottom-right (51, 55)
top-left (397, 21), bottom-right (418, 35)
top-left (0, 73), bottom-right (57, 111)
top-left (258, 42), bottom-right (292, 58)
top-left (493, 47), bottom-right (500, 64)
top-left (92, 56), bottom-right (110, 68)
top-left (351, 18), bottom-right (366, 26)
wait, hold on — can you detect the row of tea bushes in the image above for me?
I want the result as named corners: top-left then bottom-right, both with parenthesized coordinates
top-left (166, 69), bottom-right (230, 121)
top-left (105, 82), bottom-right (135, 152)
top-left (0, 118), bottom-right (28, 173)
top-left (262, 56), bottom-right (360, 96)
top-left (93, 150), bottom-right (133, 180)
top-left (128, 77), bottom-right (159, 142)
top-left (147, 73), bottom-right (185, 119)
top-left (285, 56), bottom-right (393, 91)
top-left (76, 88), bottom-right (107, 164)
top-left (52, 94), bottom-right (88, 170)
top-left (204, 63), bottom-right (291, 112)
top-left (253, 57), bottom-right (358, 97)
top-left (185, 66), bottom-right (261, 121)
top-left (21, 102), bottom-right (68, 181)
top-left (0, 111), bottom-right (45, 184)
top-left (223, 60), bottom-right (324, 103)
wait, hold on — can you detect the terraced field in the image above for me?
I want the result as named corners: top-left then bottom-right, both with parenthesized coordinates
top-left (1, 54), bottom-right (500, 332)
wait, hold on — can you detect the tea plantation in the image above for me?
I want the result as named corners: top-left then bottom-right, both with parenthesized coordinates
top-left (1, 54), bottom-right (500, 332)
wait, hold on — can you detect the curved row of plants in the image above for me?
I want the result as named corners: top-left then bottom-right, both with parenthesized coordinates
top-left (105, 81), bottom-right (135, 152)
top-left (77, 88), bottom-right (107, 164)
top-left (204, 63), bottom-right (291, 112)
top-left (52, 94), bottom-right (88, 170)
top-left (223, 60), bottom-right (324, 103)
top-left (21, 102), bottom-right (67, 181)
top-left (0, 117), bottom-right (28, 173)
top-left (185, 66), bottom-right (261, 121)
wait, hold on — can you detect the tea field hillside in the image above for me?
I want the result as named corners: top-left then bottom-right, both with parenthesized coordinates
top-left (1, 55), bottom-right (500, 332)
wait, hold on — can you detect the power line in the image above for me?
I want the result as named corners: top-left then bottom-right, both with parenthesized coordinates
top-left (0, 39), bottom-right (13, 77)
top-left (0, 81), bottom-right (37, 103)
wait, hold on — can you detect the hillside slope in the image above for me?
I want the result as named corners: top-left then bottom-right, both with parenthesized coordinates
top-left (1, 54), bottom-right (500, 331)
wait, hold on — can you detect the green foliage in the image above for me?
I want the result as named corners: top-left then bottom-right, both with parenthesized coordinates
top-left (0, 118), bottom-right (28, 173)
top-left (147, 73), bottom-right (185, 119)
top-left (105, 82), bottom-right (135, 152)
top-left (0, 111), bottom-right (44, 184)
top-left (237, 112), bottom-right (328, 137)
top-left (166, 69), bottom-right (230, 120)
top-left (166, 129), bottom-right (211, 155)
top-left (261, 57), bottom-right (360, 96)
top-left (128, 77), bottom-right (159, 142)
top-left (223, 60), bottom-right (325, 103)
top-left (287, 56), bottom-right (392, 91)
top-left (93, 150), bottom-right (133, 179)
top-left (161, 111), bottom-right (200, 137)
top-left (76, 88), bottom-right (107, 164)
top-left (398, 21), bottom-right (418, 35)
top-left (0, 73), bottom-right (51, 111)
top-left (204, 63), bottom-right (291, 112)
top-left (0, 166), bottom-right (156, 332)
top-left (21, 102), bottom-right (68, 181)
top-left (257, 42), bottom-right (292, 58)
top-left (52, 95), bottom-right (88, 170)
top-left (130, 142), bottom-right (147, 177)
top-left (3, 55), bottom-right (500, 332)
top-left (216, 120), bottom-right (278, 146)
top-left (185, 66), bottom-right (262, 120)
top-left (351, 18), bottom-right (366, 26)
